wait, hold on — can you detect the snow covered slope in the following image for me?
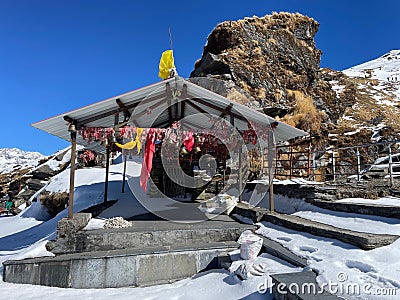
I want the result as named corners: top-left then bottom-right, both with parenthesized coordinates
top-left (343, 49), bottom-right (400, 104)
top-left (0, 148), bottom-right (45, 174)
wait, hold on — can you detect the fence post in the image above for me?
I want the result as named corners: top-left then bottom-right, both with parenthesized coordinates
top-left (312, 152), bottom-right (316, 181)
top-left (388, 145), bottom-right (393, 187)
top-left (356, 148), bottom-right (361, 182)
top-left (332, 152), bottom-right (336, 182)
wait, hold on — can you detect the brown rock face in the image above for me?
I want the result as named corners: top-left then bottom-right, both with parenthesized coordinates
top-left (190, 13), bottom-right (322, 114)
top-left (190, 12), bottom-right (400, 150)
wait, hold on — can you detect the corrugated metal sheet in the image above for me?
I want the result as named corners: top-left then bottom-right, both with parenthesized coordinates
top-left (32, 76), bottom-right (307, 152)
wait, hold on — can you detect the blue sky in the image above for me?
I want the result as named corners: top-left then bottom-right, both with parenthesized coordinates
top-left (0, 0), bottom-right (399, 155)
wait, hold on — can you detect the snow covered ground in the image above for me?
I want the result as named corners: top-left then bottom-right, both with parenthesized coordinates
top-left (1, 153), bottom-right (400, 299)
top-left (0, 157), bottom-right (303, 300)
top-left (251, 193), bottom-right (400, 299)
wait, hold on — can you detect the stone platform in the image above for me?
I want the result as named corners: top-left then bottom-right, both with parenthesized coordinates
top-left (3, 214), bottom-right (254, 288)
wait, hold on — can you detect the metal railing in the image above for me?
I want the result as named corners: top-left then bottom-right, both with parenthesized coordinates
top-left (274, 140), bottom-right (400, 185)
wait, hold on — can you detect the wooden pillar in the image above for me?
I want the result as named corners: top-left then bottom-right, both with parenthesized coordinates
top-left (68, 131), bottom-right (77, 219)
top-left (122, 155), bottom-right (127, 193)
top-left (268, 131), bottom-right (275, 212)
top-left (104, 145), bottom-right (110, 203)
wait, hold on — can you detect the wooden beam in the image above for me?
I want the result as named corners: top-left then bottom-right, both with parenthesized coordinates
top-left (191, 97), bottom-right (248, 123)
top-left (128, 97), bottom-right (167, 122)
top-left (219, 103), bottom-right (233, 119)
top-left (63, 116), bottom-right (75, 124)
top-left (166, 83), bottom-right (173, 122)
top-left (186, 100), bottom-right (209, 115)
top-left (64, 93), bottom-right (164, 127)
top-left (180, 84), bottom-right (187, 119)
top-left (68, 131), bottom-right (77, 219)
top-left (116, 98), bottom-right (132, 120)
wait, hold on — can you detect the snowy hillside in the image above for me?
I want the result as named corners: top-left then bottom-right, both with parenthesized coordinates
top-left (0, 148), bottom-right (45, 174)
top-left (343, 49), bottom-right (400, 103)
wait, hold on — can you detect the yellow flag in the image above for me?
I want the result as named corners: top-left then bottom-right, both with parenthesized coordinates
top-left (158, 50), bottom-right (175, 79)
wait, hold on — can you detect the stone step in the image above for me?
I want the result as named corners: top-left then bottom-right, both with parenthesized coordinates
top-left (270, 271), bottom-right (342, 299)
top-left (3, 241), bottom-right (238, 288)
top-left (233, 204), bottom-right (399, 250)
top-left (258, 235), bottom-right (308, 268)
top-left (306, 198), bottom-right (400, 219)
top-left (262, 212), bottom-right (399, 250)
top-left (306, 192), bottom-right (338, 201)
top-left (50, 215), bottom-right (255, 255)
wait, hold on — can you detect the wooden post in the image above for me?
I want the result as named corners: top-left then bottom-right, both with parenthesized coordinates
top-left (268, 131), bottom-right (275, 212)
top-left (68, 131), bottom-right (77, 219)
top-left (104, 145), bottom-right (110, 203)
top-left (122, 155), bottom-right (127, 193)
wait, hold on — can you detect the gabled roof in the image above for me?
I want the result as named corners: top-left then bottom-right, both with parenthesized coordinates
top-left (32, 76), bottom-right (307, 152)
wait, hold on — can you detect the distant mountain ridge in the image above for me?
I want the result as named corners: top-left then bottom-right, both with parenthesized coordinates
top-left (0, 148), bottom-right (45, 174)
top-left (343, 49), bottom-right (400, 104)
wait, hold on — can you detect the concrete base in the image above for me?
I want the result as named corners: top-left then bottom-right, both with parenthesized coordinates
top-left (3, 242), bottom-right (237, 288)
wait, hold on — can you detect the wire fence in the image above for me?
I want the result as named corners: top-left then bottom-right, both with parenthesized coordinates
top-left (274, 139), bottom-right (400, 186)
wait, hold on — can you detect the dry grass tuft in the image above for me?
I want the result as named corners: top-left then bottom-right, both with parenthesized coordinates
top-left (280, 90), bottom-right (326, 133)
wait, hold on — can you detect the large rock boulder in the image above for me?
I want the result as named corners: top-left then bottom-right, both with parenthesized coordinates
top-left (32, 164), bottom-right (56, 180)
top-left (191, 12), bottom-right (322, 114)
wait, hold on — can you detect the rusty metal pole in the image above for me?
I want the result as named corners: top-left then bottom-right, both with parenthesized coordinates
top-left (308, 142), bottom-right (312, 177)
top-left (289, 146), bottom-right (293, 179)
top-left (332, 152), bottom-right (336, 182)
top-left (356, 148), bottom-right (361, 182)
top-left (238, 145), bottom-right (243, 203)
top-left (68, 130), bottom-right (77, 219)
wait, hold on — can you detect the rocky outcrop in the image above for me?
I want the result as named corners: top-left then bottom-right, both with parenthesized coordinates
top-left (190, 12), bottom-right (322, 114)
top-left (190, 12), bottom-right (400, 146)
top-left (189, 12), bottom-right (400, 180)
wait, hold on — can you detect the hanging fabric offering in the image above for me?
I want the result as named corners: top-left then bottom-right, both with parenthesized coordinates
top-left (140, 128), bottom-right (156, 191)
top-left (115, 128), bottom-right (144, 153)
top-left (135, 128), bottom-right (144, 154)
top-left (183, 131), bottom-right (194, 152)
